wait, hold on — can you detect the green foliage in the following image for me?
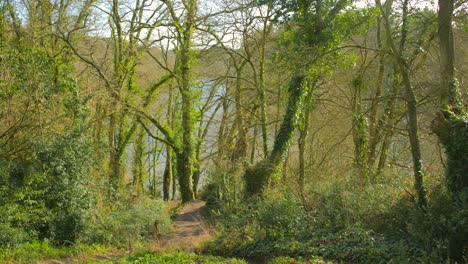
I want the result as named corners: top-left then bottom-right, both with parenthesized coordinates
top-left (38, 132), bottom-right (95, 243)
top-left (117, 251), bottom-right (246, 264)
top-left (205, 193), bottom-right (309, 257)
top-left (433, 90), bottom-right (468, 260)
top-left (0, 241), bottom-right (104, 264)
top-left (438, 110), bottom-right (468, 200)
top-left (206, 173), bottom-right (458, 263)
top-left (0, 131), bottom-right (95, 245)
top-left (83, 198), bottom-right (171, 246)
top-left (0, 223), bottom-right (31, 248)
top-left (269, 256), bottom-right (330, 264)
top-left (244, 160), bottom-right (275, 198)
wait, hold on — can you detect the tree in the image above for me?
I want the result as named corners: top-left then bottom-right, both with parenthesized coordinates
top-left (160, 0), bottom-right (198, 202)
top-left (376, 0), bottom-right (428, 208)
top-left (432, 0), bottom-right (468, 261)
top-left (244, 0), bottom-right (351, 198)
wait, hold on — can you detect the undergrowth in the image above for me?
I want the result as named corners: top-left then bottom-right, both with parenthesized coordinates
top-left (202, 171), bottom-right (457, 263)
top-left (0, 241), bottom-right (108, 264)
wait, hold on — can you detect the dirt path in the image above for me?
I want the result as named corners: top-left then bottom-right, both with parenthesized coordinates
top-left (153, 200), bottom-right (211, 252)
top-left (37, 201), bottom-right (211, 263)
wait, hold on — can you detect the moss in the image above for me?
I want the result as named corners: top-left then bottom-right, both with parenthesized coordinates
top-left (244, 160), bottom-right (275, 198)
top-left (244, 76), bottom-right (307, 198)
top-left (432, 81), bottom-right (468, 262)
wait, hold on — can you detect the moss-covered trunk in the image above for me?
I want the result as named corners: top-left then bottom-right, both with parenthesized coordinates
top-left (245, 75), bottom-right (307, 198)
top-left (433, 0), bottom-right (468, 261)
top-left (172, 0), bottom-right (197, 203)
top-left (351, 75), bottom-right (368, 183)
top-left (132, 127), bottom-right (146, 194)
top-left (163, 146), bottom-right (172, 201)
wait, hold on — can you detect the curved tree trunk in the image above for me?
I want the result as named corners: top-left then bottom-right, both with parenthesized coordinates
top-left (245, 75), bottom-right (307, 198)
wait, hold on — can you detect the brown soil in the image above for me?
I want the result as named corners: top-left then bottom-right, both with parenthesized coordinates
top-left (152, 200), bottom-right (211, 252)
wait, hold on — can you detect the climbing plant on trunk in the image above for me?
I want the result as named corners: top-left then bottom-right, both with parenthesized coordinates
top-left (431, 0), bottom-right (468, 261)
top-left (244, 0), bottom-right (351, 198)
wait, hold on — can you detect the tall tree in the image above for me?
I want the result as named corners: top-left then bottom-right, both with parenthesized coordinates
top-left (432, 0), bottom-right (468, 261)
top-left (244, 0), bottom-right (351, 198)
top-left (376, 0), bottom-right (428, 208)
top-left (161, 0), bottom-right (198, 202)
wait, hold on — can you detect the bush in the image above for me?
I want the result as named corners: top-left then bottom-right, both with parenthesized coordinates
top-left (0, 131), bottom-right (95, 245)
top-left (204, 176), bottom-right (457, 263)
top-left (0, 223), bottom-right (31, 248)
top-left (83, 198), bottom-right (171, 246)
top-left (204, 192), bottom-right (312, 257)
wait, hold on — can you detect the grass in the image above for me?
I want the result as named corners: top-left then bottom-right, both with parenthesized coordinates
top-left (113, 251), bottom-right (246, 263)
top-left (112, 251), bottom-right (331, 264)
top-left (0, 241), bottom-right (110, 263)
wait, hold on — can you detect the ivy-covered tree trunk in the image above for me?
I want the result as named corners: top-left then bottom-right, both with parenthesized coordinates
top-left (108, 113), bottom-right (123, 191)
top-left (163, 146), bottom-right (172, 201)
top-left (192, 164), bottom-right (201, 198)
top-left (351, 75), bottom-right (368, 183)
top-left (176, 0), bottom-right (197, 203)
top-left (132, 127), bottom-right (145, 194)
top-left (165, 0), bottom-right (198, 203)
top-left (172, 152), bottom-right (177, 200)
top-left (245, 75), bottom-right (307, 198)
top-left (432, 0), bottom-right (468, 261)
top-left (298, 85), bottom-right (315, 196)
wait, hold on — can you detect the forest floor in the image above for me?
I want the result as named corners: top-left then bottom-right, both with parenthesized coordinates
top-left (152, 200), bottom-right (211, 252)
top-left (38, 201), bottom-right (212, 264)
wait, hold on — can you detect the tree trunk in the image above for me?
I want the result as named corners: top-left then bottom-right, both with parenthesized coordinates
top-left (259, 60), bottom-right (269, 158)
top-left (298, 85), bottom-right (314, 195)
top-left (163, 146), bottom-right (172, 201)
top-left (250, 118), bottom-right (258, 164)
top-left (245, 75), bottom-right (307, 198)
top-left (367, 17), bottom-right (385, 169)
top-left (232, 66), bottom-right (247, 161)
top-left (351, 75), bottom-right (368, 184)
top-left (192, 164), bottom-right (201, 198)
top-left (174, 0), bottom-right (197, 203)
top-left (432, 0), bottom-right (468, 261)
top-left (108, 113), bottom-right (122, 192)
top-left (172, 152), bottom-right (177, 200)
top-left (132, 127), bottom-right (145, 194)
top-left (377, 0), bottom-right (427, 208)
top-left (377, 67), bottom-right (400, 174)
top-left (438, 0), bottom-right (455, 107)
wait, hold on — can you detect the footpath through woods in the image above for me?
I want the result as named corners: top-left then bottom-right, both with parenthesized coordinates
top-left (153, 200), bottom-right (211, 252)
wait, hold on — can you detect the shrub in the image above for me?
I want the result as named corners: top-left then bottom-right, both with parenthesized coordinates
top-left (83, 198), bottom-right (171, 246)
top-left (0, 131), bottom-right (95, 245)
top-left (204, 176), bottom-right (457, 263)
top-left (0, 222), bottom-right (31, 248)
